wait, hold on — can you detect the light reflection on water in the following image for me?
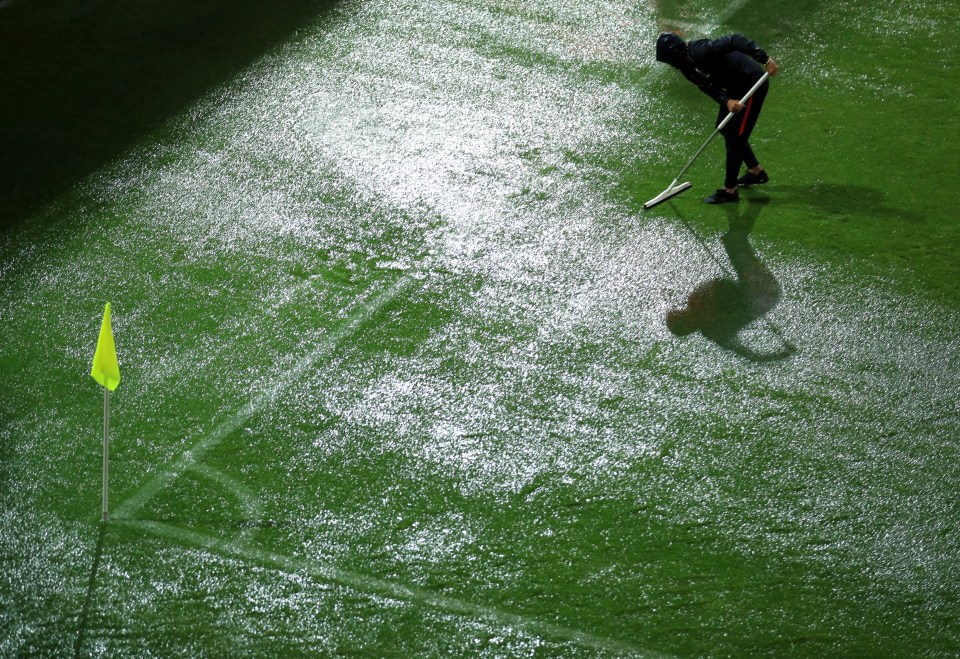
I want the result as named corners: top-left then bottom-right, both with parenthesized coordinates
top-left (2, 0), bottom-right (959, 655)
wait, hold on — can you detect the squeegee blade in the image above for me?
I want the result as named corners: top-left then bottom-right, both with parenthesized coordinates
top-left (643, 181), bottom-right (692, 209)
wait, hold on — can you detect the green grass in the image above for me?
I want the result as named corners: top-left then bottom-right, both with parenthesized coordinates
top-left (2, 0), bottom-right (959, 656)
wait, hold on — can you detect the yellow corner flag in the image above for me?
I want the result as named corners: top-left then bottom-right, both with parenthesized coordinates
top-left (91, 303), bottom-right (121, 391)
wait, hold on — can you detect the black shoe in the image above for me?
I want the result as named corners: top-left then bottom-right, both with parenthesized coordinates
top-left (737, 170), bottom-right (769, 187)
top-left (703, 188), bottom-right (739, 204)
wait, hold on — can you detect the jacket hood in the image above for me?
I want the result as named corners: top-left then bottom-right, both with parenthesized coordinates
top-left (656, 33), bottom-right (686, 67)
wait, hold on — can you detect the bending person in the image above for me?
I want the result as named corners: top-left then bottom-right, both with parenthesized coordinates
top-left (655, 32), bottom-right (779, 204)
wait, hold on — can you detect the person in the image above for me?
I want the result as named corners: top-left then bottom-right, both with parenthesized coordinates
top-left (655, 32), bottom-right (779, 204)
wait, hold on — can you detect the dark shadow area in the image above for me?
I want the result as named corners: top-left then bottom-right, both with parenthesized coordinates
top-left (774, 183), bottom-right (924, 224)
top-left (0, 0), bottom-right (343, 231)
top-left (73, 521), bottom-right (108, 659)
top-left (667, 195), bottom-right (797, 362)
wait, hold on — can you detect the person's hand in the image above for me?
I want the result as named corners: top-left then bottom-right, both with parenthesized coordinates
top-left (727, 99), bottom-right (744, 113)
top-left (765, 58), bottom-right (780, 76)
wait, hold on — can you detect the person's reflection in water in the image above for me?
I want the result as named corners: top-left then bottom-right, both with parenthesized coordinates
top-left (666, 198), bottom-right (795, 361)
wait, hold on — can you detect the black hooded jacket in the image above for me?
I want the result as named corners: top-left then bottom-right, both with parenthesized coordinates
top-left (678, 34), bottom-right (768, 107)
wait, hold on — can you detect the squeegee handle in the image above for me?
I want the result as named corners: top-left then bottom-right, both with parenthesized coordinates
top-left (716, 71), bottom-right (770, 132)
top-left (669, 72), bottom-right (770, 187)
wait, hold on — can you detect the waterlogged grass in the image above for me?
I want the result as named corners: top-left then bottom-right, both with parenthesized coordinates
top-left (1, 0), bottom-right (958, 656)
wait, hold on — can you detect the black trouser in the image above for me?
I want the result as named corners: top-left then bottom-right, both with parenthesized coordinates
top-left (717, 78), bottom-right (768, 189)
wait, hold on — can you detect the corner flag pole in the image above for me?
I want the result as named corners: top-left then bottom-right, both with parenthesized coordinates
top-left (91, 302), bottom-right (121, 523)
top-left (102, 387), bottom-right (110, 521)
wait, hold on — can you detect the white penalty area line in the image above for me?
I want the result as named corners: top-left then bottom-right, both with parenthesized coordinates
top-left (120, 519), bottom-right (670, 658)
top-left (717, 0), bottom-right (751, 22)
top-left (112, 272), bottom-right (418, 520)
top-left (661, 0), bottom-right (752, 34)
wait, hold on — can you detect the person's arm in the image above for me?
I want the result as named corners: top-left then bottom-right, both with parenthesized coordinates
top-left (693, 33), bottom-right (769, 65)
top-left (689, 34), bottom-right (779, 112)
top-left (723, 33), bottom-right (780, 78)
top-left (680, 68), bottom-right (731, 107)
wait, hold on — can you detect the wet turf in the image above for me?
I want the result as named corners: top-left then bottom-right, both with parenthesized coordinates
top-left (1, 0), bottom-right (959, 656)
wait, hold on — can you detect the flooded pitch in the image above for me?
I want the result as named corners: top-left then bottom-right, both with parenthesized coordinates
top-left (2, 0), bottom-right (958, 655)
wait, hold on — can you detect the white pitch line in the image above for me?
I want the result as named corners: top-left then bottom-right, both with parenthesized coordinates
top-left (188, 462), bottom-right (264, 544)
top-left (121, 519), bottom-right (671, 658)
top-left (662, 0), bottom-right (753, 35)
top-left (113, 272), bottom-right (418, 520)
top-left (717, 0), bottom-right (752, 23)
